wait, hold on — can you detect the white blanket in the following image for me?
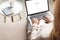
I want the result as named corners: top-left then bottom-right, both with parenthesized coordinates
top-left (31, 20), bottom-right (53, 39)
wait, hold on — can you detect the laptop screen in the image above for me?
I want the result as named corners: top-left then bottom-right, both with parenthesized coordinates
top-left (25, 0), bottom-right (49, 15)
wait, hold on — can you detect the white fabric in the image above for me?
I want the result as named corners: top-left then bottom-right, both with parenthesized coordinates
top-left (31, 24), bottom-right (41, 39)
top-left (31, 20), bottom-right (53, 39)
top-left (40, 22), bottom-right (53, 38)
top-left (30, 13), bottom-right (54, 39)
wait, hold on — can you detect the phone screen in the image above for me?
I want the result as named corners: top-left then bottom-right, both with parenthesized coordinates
top-left (25, 0), bottom-right (48, 15)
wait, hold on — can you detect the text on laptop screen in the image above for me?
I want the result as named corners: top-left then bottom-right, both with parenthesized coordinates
top-left (26, 0), bottom-right (48, 15)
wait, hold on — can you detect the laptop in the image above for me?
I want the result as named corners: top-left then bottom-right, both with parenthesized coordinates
top-left (25, 0), bottom-right (49, 26)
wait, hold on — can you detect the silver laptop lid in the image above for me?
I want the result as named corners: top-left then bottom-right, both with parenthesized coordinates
top-left (25, 0), bottom-right (49, 15)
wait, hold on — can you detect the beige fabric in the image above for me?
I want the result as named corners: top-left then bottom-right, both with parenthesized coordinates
top-left (0, 13), bottom-right (27, 40)
top-left (0, 20), bottom-right (27, 40)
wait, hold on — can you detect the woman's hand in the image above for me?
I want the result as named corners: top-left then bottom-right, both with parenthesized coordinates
top-left (43, 15), bottom-right (51, 23)
top-left (32, 18), bottom-right (39, 25)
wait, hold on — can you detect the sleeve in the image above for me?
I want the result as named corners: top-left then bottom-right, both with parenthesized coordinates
top-left (30, 25), bottom-right (41, 39)
top-left (47, 11), bottom-right (54, 21)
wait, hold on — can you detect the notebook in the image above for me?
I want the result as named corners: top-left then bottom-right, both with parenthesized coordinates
top-left (2, 7), bottom-right (14, 16)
